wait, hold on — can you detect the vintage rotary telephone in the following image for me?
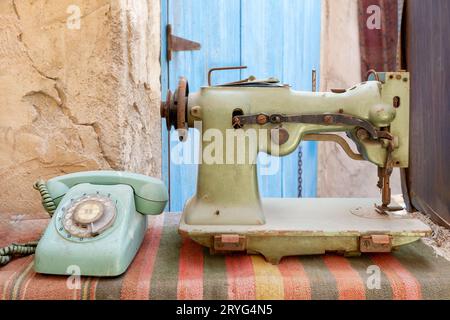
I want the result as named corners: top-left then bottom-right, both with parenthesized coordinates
top-left (1, 171), bottom-right (168, 276)
top-left (161, 67), bottom-right (431, 264)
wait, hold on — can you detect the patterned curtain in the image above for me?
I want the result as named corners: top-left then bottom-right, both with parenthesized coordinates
top-left (358, 0), bottom-right (405, 79)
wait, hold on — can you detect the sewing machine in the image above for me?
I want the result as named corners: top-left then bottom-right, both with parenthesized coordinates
top-left (161, 68), bottom-right (431, 264)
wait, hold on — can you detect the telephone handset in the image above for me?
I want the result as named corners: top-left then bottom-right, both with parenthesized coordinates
top-left (43, 170), bottom-right (168, 215)
top-left (32, 170), bottom-right (168, 277)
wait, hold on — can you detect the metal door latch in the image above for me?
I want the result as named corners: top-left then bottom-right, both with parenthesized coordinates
top-left (360, 235), bottom-right (392, 253)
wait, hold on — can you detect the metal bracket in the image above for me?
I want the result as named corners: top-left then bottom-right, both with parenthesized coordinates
top-left (166, 24), bottom-right (201, 61)
top-left (360, 235), bottom-right (392, 253)
top-left (207, 66), bottom-right (248, 86)
top-left (303, 134), bottom-right (364, 161)
top-left (213, 234), bottom-right (246, 252)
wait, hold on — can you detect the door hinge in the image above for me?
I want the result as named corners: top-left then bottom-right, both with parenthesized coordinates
top-left (213, 234), bottom-right (246, 252)
top-left (166, 24), bottom-right (201, 61)
top-left (360, 234), bottom-right (392, 253)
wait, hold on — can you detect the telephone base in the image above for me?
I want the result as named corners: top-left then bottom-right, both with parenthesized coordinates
top-left (34, 183), bottom-right (146, 277)
top-left (178, 198), bottom-right (432, 264)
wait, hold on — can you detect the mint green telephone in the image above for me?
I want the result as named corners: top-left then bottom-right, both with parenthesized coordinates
top-left (32, 171), bottom-right (168, 277)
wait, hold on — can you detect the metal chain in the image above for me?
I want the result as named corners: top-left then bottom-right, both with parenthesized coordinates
top-left (298, 69), bottom-right (316, 198)
top-left (298, 145), bottom-right (303, 198)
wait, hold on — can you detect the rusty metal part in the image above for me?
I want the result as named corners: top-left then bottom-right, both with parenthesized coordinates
top-left (233, 113), bottom-right (392, 140)
top-left (271, 128), bottom-right (290, 146)
top-left (256, 114), bottom-right (269, 125)
top-left (303, 134), bottom-right (364, 161)
top-left (393, 96), bottom-right (401, 108)
top-left (360, 235), bottom-right (392, 253)
top-left (374, 204), bottom-right (405, 215)
top-left (232, 116), bottom-right (243, 129)
top-left (208, 66), bottom-right (247, 86)
top-left (355, 128), bottom-right (370, 140)
top-left (160, 90), bottom-right (174, 130)
top-left (376, 136), bottom-right (396, 210)
top-left (176, 77), bottom-right (188, 132)
top-left (213, 234), bottom-right (246, 252)
top-left (323, 115), bottom-right (333, 124)
top-left (381, 169), bottom-right (392, 206)
top-left (160, 78), bottom-right (189, 137)
top-left (331, 88), bottom-right (347, 94)
top-left (312, 69), bottom-right (317, 92)
top-left (366, 69), bottom-right (380, 82)
top-left (166, 24), bottom-right (201, 61)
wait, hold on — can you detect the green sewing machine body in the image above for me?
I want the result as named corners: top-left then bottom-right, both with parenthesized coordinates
top-left (184, 72), bottom-right (409, 226)
top-left (34, 171), bottom-right (168, 276)
top-left (161, 71), bottom-right (431, 263)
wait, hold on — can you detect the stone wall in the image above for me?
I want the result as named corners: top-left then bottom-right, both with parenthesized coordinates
top-left (0, 0), bottom-right (161, 215)
top-left (318, 0), bottom-right (401, 197)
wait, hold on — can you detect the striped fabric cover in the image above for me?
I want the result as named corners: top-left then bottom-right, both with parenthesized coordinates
top-left (1, 213), bottom-right (450, 300)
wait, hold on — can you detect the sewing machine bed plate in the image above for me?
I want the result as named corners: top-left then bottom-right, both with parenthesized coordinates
top-left (179, 198), bottom-right (431, 263)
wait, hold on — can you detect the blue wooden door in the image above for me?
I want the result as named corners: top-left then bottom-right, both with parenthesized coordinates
top-left (162, 0), bottom-right (321, 211)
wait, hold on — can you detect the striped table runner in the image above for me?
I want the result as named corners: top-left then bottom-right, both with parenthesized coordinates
top-left (1, 213), bottom-right (450, 300)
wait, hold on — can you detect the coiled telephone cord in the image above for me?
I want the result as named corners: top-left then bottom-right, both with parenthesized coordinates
top-left (33, 179), bottom-right (56, 217)
top-left (0, 180), bottom-right (53, 266)
top-left (0, 243), bottom-right (38, 266)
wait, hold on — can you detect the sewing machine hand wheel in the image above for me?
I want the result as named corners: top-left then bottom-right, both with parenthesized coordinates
top-left (160, 77), bottom-right (189, 141)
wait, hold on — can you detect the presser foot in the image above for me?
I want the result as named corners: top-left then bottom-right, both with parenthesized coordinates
top-left (178, 198), bottom-right (431, 265)
top-left (375, 204), bottom-right (405, 215)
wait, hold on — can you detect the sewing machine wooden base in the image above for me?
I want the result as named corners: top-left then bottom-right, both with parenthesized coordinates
top-left (179, 198), bottom-right (432, 264)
